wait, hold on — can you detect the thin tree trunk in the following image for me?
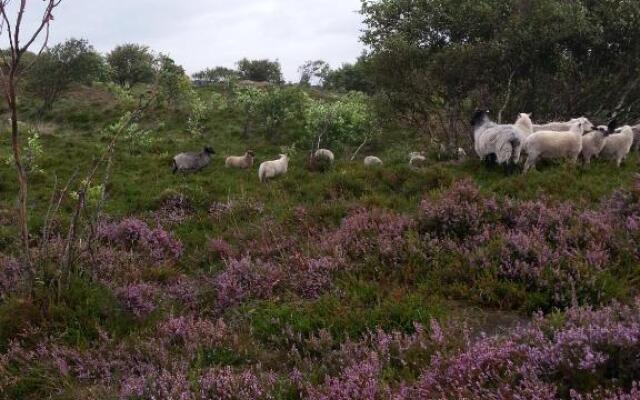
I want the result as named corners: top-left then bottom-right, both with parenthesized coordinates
top-left (498, 70), bottom-right (516, 124)
top-left (351, 136), bottom-right (369, 161)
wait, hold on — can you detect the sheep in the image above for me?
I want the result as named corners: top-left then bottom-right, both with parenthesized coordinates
top-left (532, 117), bottom-right (594, 133)
top-left (258, 154), bottom-right (289, 183)
top-left (314, 149), bottom-right (335, 163)
top-left (409, 152), bottom-right (427, 168)
top-left (364, 156), bottom-right (383, 167)
top-left (307, 149), bottom-right (334, 172)
top-left (581, 121), bottom-right (616, 165)
top-left (600, 125), bottom-right (635, 167)
top-left (172, 146), bottom-right (215, 174)
top-left (514, 113), bottom-right (534, 137)
top-left (225, 150), bottom-right (255, 169)
top-left (522, 120), bottom-right (586, 172)
top-left (470, 110), bottom-right (525, 169)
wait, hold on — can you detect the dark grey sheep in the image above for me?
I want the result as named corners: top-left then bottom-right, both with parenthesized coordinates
top-left (172, 146), bottom-right (215, 174)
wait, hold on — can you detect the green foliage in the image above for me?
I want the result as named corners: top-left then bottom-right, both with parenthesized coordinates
top-left (25, 38), bottom-right (107, 112)
top-left (107, 43), bottom-right (155, 86)
top-left (5, 127), bottom-right (44, 174)
top-left (192, 66), bottom-right (240, 85)
top-left (361, 0), bottom-right (640, 140)
top-left (237, 58), bottom-right (283, 83)
top-left (323, 55), bottom-right (374, 93)
top-left (305, 92), bottom-right (379, 150)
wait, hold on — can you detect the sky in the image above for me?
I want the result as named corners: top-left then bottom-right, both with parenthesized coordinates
top-left (14, 0), bottom-right (366, 82)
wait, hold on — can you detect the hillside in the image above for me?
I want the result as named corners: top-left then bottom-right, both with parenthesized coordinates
top-left (1, 84), bottom-right (640, 399)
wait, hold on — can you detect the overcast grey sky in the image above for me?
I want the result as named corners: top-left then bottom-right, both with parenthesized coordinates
top-left (25, 0), bottom-right (365, 82)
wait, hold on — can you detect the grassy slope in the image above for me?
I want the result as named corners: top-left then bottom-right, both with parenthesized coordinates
top-left (0, 85), bottom-right (639, 397)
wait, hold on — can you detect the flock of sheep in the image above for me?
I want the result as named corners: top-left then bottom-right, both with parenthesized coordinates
top-left (472, 110), bottom-right (640, 172)
top-left (170, 110), bottom-right (639, 181)
top-left (171, 145), bottom-right (395, 182)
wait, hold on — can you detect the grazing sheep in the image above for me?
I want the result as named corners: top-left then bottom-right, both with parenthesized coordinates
top-left (532, 117), bottom-right (594, 133)
top-left (600, 125), bottom-right (635, 167)
top-left (307, 149), bottom-right (334, 172)
top-left (314, 149), bottom-right (335, 163)
top-left (364, 156), bottom-right (383, 167)
top-left (172, 146), bottom-right (215, 174)
top-left (514, 113), bottom-right (534, 137)
top-left (409, 152), bottom-right (427, 168)
top-left (225, 150), bottom-right (255, 169)
top-left (581, 121), bottom-right (616, 165)
top-left (522, 121), bottom-right (586, 172)
top-left (470, 110), bottom-right (525, 168)
top-left (457, 147), bottom-right (467, 161)
top-left (258, 154), bottom-right (289, 183)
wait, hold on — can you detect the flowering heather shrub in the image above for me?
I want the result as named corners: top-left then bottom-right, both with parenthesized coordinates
top-left (158, 314), bottom-right (230, 352)
top-left (208, 238), bottom-right (236, 260)
top-left (152, 192), bottom-right (193, 225)
top-left (97, 217), bottom-right (182, 264)
top-left (0, 255), bottom-right (21, 298)
top-left (322, 208), bottom-right (414, 266)
top-left (287, 253), bottom-right (339, 298)
top-left (418, 179), bottom-right (640, 309)
top-left (114, 283), bottom-right (158, 317)
top-left (214, 257), bottom-right (285, 309)
top-left (198, 367), bottom-right (277, 400)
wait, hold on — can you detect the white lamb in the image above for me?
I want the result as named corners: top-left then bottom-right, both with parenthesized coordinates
top-left (470, 110), bottom-right (524, 167)
top-left (258, 154), bottom-right (289, 183)
top-left (225, 150), bottom-right (255, 169)
top-left (522, 121), bottom-right (586, 172)
top-left (600, 125), bottom-right (634, 167)
top-left (364, 156), bottom-right (383, 167)
top-left (514, 113), bottom-right (534, 137)
top-left (409, 152), bottom-right (427, 167)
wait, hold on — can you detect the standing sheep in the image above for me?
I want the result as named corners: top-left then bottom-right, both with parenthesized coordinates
top-left (514, 113), bottom-right (534, 137)
top-left (172, 146), bottom-right (215, 174)
top-left (225, 150), bottom-right (255, 169)
top-left (364, 156), bottom-right (383, 167)
top-left (258, 154), bottom-right (289, 183)
top-left (532, 117), bottom-right (594, 133)
top-left (600, 125), bottom-right (635, 167)
top-left (581, 121), bottom-right (616, 165)
top-left (471, 110), bottom-right (525, 168)
top-left (314, 149), bottom-right (335, 163)
top-left (409, 152), bottom-right (427, 168)
top-left (307, 149), bottom-right (335, 172)
top-left (522, 121), bottom-right (586, 172)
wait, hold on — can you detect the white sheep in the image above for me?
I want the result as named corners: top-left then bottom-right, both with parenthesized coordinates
top-left (258, 154), bottom-right (289, 183)
top-left (409, 152), bottom-right (427, 168)
top-left (532, 117), bottom-right (594, 133)
top-left (514, 113), bottom-right (533, 137)
top-left (314, 149), bottom-right (335, 163)
top-left (471, 110), bottom-right (525, 166)
top-left (600, 125), bottom-right (634, 167)
top-left (172, 147), bottom-right (215, 173)
top-left (522, 121), bottom-right (586, 172)
top-left (225, 150), bottom-right (255, 169)
top-left (581, 121), bottom-right (616, 165)
top-left (364, 156), bottom-right (383, 167)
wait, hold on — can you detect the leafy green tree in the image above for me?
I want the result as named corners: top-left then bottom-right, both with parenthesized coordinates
top-left (192, 67), bottom-right (239, 84)
top-left (305, 92), bottom-right (378, 155)
top-left (25, 38), bottom-right (106, 112)
top-left (323, 55), bottom-right (374, 93)
top-left (237, 58), bottom-right (283, 83)
top-left (107, 43), bottom-right (155, 86)
top-left (298, 60), bottom-right (330, 87)
top-left (361, 0), bottom-right (640, 141)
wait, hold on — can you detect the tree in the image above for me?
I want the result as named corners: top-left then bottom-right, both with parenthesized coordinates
top-left (361, 0), bottom-right (640, 141)
top-left (26, 38), bottom-right (106, 112)
top-left (324, 55), bottom-right (374, 94)
top-left (237, 58), bottom-right (283, 83)
top-left (0, 0), bottom-right (65, 269)
top-left (298, 60), bottom-right (330, 87)
top-left (192, 66), bottom-right (239, 85)
top-left (107, 43), bottom-right (155, 86)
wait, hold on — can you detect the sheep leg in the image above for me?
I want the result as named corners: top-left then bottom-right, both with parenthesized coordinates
top-left (523, 154), bottom-right (537, 173)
